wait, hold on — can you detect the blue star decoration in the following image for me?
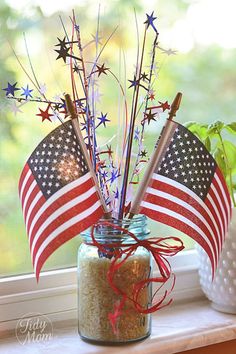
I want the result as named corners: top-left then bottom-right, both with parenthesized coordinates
top-left (100, 170), bottom-right (108, 181)
top-left (74, 24), bottom-right (80, 32)
top-left (109, 169), bottom-right (121, 184)
top-left (97, 112), bottom-right (110, 128)
top-left (144, 11), bottom-right (158, 33)
top-left (113, 188), bottom-right (119, 199)
top-left (21, 84), bottom-right (33, 99)
top-left (134, 127), bottom-right (140, 141)
top-left (128, 75), bottom-right (140, 89)
top-left (81, 118), bottom-right (94, 132)
top-left (3, 82), bottom-right (20, 96)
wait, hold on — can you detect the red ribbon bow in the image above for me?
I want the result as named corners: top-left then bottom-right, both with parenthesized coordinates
top-left (89, 221), bottom-right (184, 334)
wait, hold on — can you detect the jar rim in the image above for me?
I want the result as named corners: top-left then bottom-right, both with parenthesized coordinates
top-left (81, 214), bottom-right (149, 241)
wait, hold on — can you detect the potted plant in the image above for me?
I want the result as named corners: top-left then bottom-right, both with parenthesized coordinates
top-left (186, 120), bottom-right (236, 313)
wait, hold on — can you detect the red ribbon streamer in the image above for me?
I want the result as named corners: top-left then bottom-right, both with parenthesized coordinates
top-left (89, 220), bottom-right (184, 335)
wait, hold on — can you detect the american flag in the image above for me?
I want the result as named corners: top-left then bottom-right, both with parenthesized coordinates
top-left (19, 120), bottom-right (105, 279)
top-left (139, 120), bottom-right (232, 274)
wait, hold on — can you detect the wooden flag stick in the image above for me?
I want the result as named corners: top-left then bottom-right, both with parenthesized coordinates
top-left (129, 92), bottom-right (182, 217)
top-left (64, 94), bottom-right (111, 217)
top-left (168, 92), bottom-right (182, 121)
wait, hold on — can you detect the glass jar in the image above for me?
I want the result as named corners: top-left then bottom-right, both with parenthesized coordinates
top-left (77, 215), bottom-right (152, 344)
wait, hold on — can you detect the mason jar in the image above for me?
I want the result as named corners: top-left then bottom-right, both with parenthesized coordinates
top-left (77, 215), bottom-right (152, 344)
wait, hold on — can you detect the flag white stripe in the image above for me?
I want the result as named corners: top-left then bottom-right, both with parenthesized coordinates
top-left (25, 191), bottom-right (43, 229)
top-left (22, 180), bottom-right (37, 215)
top-left (28, 172), bottom-right (91, 239)
top-left (207, 194), bottom-right (224, 245)
top-left (34, 200), bottom-right (102, 272)
top-left (152, 174), bottom-right (222, 244)
top-left (19, 169), bottom-right (31, 201)
top-left (146, 187), bottom-right (220, 258)
top-left (215, 172), bottom-right (231, 222)
top-left (211, 183), bottom-right (227, 234)
top-left (140, 200), bottom-right (217, 269)
top-left (31, 185), bottom-right (98, 252)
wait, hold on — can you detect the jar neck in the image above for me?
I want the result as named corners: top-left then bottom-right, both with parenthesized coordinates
top-left (81, 215), bottom-right (149, 243)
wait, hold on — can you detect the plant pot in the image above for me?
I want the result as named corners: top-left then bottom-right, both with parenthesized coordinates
top-left (197, 207), bottom-right (236, 314)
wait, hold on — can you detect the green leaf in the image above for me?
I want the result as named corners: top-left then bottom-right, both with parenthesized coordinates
top-left (184, 121), bottom-right (197, 128)
top-left (225, 122), bottom-right (236, 134)
top-left (214, 148), bottom-right (227, 178)
top-left (207, 120), bottom-right (225, 136)
top-left (219, 140), bottom-right (236, 170)
top-left (204, 137), bottom-right (211, 152)
top-left (185, 121), bottom-right (208, 140)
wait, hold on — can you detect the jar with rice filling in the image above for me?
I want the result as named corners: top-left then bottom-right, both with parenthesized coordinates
top-left (77, 215), bottom-right (152, 344)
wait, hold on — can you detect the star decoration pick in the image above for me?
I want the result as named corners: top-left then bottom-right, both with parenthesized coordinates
top-left (55, 45), bottom-right (81, 63)
top-left (2, 11), bottom-right (176, 226)
top-left (55, 36), bottom-right (68, 48)
top-left (128, 75), bottom-right (140, 89)
top-left (74, 24), bottom-right (80, 32)
top-left (95, 63), bottom-right (109, 77)
top-left (140, 72), bottom-right (149, 82)
top-left (106, 145), bottom-right (113, 158)
top-left (73, 65), bottom-right (82, 73)
top-left (140, 150), bottom-right (148, 158)
top-left (109, 169), bottom-right (121, 184)
top-left (91, 33), bottom-right (102, 46)
top-left (143, 109), bottom-right (157, 125)
top-left (97, 112), bottom-right (110, 128)
top-left (144, 11), bottom-right (158, 33)
top-left (134, 127), bottom-right (140, 141)
top-left (148, 90), bottom-right (155, 101)
top-left (36, 104), bottom-right (53, 122)
top-left (159, 101), bottom-right (170, 111)
top-left (158, 46), bottom-right (178, 56)
top-left (3, 82), bottom-right (20, 96)
top-left (9, 101), bottom-right (23, 115)
top-left (21, 84), bottom-right (33, 99)
top-left (39, 83), bottom-right (47, 95)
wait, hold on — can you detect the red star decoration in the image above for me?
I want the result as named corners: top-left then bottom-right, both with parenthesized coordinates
top-left (36, 104), bottom-right (53, 122)
top-left (106, 145), bottom-right (113, 158)
top-left (59, 108), bottom-right (69, 119)
top-left (149, 92), bottom-right (155, 100)
top-left (159, 101), bottom-right (170, 112)
top-left (96, 160), bottom-right (106, 173)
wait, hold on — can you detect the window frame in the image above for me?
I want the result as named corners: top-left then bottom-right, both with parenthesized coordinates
top-left (0, 249), bottom-right (203, 333)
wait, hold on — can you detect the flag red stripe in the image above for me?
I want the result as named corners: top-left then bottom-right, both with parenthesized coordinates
top-left (149, 178), bottom-right (221, 246)
top-left (26, 195), bottom-right (46, 235)
top-left (35, 205), bottom-right (104, 280)
top-left (28, 177), bottom-right (94, 243)
top-left (205, 195), bottom-right (224, 246)
top-left (20, 174), bottom-right (35, 206)
top-left (140, 206), bottom-right (215, 272)
top-left (23, 184), bottom-right (41, 221)
top-left (212, 177), bottom-right (229, 226)
top-left (208, 185), bottom-right (226, 236)
top-left (216, 167), bottom-right (232, 211)
top-left (32, 191), bottom-right (100, 263)
top-left (144, 192), bottom-right (219, 259)
top-left (18, 164), bottom-right (30, 193)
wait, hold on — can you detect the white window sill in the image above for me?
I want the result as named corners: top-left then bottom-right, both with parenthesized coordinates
top-left (1, 300), bottom-right (236, 353)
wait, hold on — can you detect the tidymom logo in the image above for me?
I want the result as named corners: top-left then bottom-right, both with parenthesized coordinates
top-left (15, 313), bottom-right (53, 345)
